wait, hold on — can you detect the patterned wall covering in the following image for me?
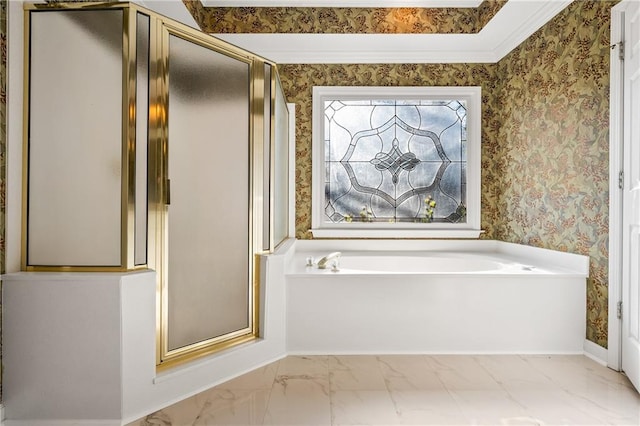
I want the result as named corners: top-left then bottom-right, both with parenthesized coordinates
top-left (182, 0), bottom-right (206, 25)
top-left (495, 0), bottom-right (615, 347)
top-left (278, 0), bottom-right (614, 346)
top-left (0, 0), bottom-right (6, 401)
top-left (278, 64), bottom-right (502, 241)
top-left (196, 0), bottom-right (506, 34)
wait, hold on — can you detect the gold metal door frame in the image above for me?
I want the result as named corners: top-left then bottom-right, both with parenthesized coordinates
top-left (23, 3), bottom-right (143, 271)
top-left (153, 15), bottom-right (271, 370)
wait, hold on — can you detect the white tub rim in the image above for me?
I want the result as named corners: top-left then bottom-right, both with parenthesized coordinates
top-left (287, 239), bottom-right (589, 278)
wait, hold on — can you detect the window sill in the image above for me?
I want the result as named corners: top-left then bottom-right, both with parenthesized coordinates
top-left (310, 229), bottom-right (484, 239)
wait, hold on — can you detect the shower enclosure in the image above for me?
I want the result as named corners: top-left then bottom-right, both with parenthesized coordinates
top-left (23, 2), bottom-right (290, 368)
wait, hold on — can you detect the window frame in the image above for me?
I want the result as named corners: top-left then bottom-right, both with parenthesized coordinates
top-left (311, 86), bottom-right (482, 238)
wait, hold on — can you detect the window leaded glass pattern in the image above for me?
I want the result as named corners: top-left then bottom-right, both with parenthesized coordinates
top-left (323, 100), bottom-right (468, 224)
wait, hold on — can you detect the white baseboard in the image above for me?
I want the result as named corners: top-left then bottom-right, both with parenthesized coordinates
top-left (584, 339), bottom-right (608, 366)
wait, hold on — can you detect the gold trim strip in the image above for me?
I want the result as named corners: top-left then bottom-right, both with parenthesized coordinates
top-left (157, 333), bottom-right (257, 372)
top-left (163, 327), bottom-right (254, 360)
top-left (158, 20), bottom-right (170, 366)
top-left (252, 254), bottom-right (263, 338)
top-left (252, 60), bottom-right (266, 254)
top-left (20, 7), bottom-right (31, 271)
top-left (269, 67), bottom-right (277, 252)
top-left (123, 6), bottom-right (136, 270)
top-left (147, 10), bottom-right (164, 368)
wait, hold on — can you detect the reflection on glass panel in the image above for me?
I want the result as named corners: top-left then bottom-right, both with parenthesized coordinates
top-left (135, 13), bottom-right (150, 266)
top-left (28, 10), bottom-right (123, 266)
top-left (167, 34), bottom-right (250, 352)
top-left (324, 100), bottom-right (467, 224)
top-left (263, 64), bottom-right (271, 251)
top-left (273, 76), bottom-right (289, 246)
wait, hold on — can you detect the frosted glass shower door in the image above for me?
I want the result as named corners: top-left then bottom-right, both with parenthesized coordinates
top-left (164, 32), bottom-right (253, 356)
top-left (27, 10), bottom-right (124, 267)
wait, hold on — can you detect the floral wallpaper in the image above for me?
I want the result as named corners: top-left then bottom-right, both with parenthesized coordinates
top-left (195, 0), bottom-right (506, 34)
top-left (0, 0), bottom-right (6, 401)
top-left (276, 0), bottom-right (614, 346)
top-left (278, 63), bottom-right (502, 242)
top-left (495, 0), bottom-right (615, 347)
top-left (182, 0), bottom-right (206, 25)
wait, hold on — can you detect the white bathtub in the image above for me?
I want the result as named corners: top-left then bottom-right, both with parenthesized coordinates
top-left (286, 240), bottom-right (589, 355)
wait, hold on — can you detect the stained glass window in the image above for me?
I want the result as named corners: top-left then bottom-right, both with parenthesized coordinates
top-left (312, 86), bottom-right (481, 238)
top-left (324, 99), bottom-right (467, 224)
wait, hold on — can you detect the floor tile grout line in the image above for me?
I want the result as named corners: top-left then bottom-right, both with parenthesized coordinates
top-left (260, 358), bottom-right (282, 425)
top-left (328, 355), bottom-right (336, 426)
top-left (376, 355), bottom-right (403, 422)
top-left (424, 354), bottom-right (453, 394)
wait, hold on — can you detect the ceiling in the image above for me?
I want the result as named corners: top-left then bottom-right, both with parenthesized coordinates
top-left (139, 0), bottom-right (574, 64)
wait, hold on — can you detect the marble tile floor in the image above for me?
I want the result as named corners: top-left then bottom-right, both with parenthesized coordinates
top-left (129, 355), bottom-right (640, 426)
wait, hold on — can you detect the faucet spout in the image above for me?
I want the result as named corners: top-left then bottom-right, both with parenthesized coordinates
top-left (317, 251), bottom-right (342, 269)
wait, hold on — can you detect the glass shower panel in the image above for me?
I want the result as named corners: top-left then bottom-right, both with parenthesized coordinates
top-left (273, 76), bottom-right (289, 246)
top-left (135, 13), bottom-right (150, 266)
top-left (263, 63), bottom-right (271, 251)
top-left (28, 10), bottom-right (123, 266)
top-left (167, 34), bottom-right (251, 351)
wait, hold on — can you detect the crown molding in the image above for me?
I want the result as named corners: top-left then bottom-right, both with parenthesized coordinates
top-left (213, 0), bottom-right (573, 64)
top-left (491, 0), bottom-right (573, 60)
top-left (216, 33), bottom-right (501, 63)
top-left (201, 0), bottom-right (482, 7)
